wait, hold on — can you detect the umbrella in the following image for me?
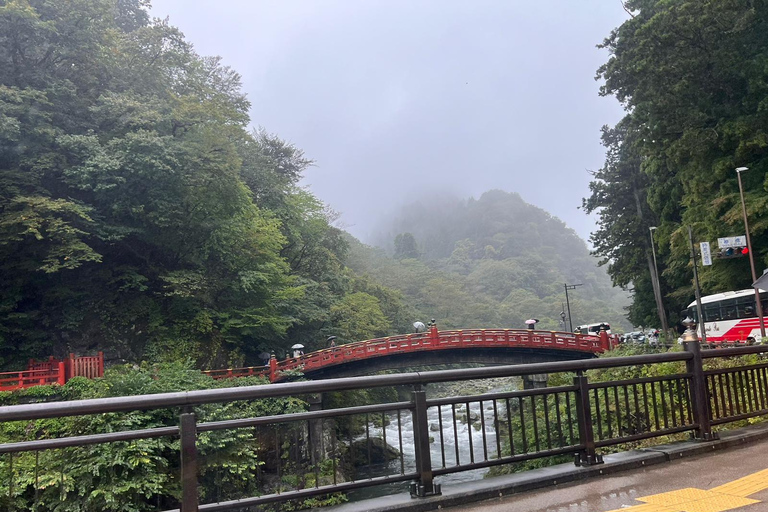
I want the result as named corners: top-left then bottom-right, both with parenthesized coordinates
top-left (258, 352), bottom-right (271, 360)
top-left (525, 319), bottom-right (539, 324)
top-left (291, 344), bottom-right (305, 350)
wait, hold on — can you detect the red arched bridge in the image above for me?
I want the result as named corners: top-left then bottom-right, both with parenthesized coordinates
top-left (204, 326), bottom-right (618, 383)
top-left (0, 328), bottom-right (617, 390)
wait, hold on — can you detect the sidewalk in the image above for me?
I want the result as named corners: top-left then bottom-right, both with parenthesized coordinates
top-left (328, 423), bottom-right (768, 512)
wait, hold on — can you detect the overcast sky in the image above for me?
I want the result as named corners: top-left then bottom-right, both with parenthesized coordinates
top-left (150, 1), bottom-right (629, 244)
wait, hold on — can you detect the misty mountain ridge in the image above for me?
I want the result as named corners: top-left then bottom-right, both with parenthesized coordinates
top-left (348, 190), bottom-right (631, 331)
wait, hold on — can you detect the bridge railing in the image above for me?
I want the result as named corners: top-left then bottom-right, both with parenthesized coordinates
top-left (205, 328), bottom-right (612, 383)
top-left (3, 343), bottom-right (765, 510)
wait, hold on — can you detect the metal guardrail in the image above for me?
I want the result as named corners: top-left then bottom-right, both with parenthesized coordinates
top-left (0, 345), bottom-right (766, 511)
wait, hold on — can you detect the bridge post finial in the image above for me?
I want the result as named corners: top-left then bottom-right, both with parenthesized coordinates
top-left (428, 319), bottom-right (438, 342)
top-left (599, 329), bottom-right (610, 351)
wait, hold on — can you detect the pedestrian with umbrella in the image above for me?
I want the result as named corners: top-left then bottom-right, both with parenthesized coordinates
top-left (525, 318), bottom-right (539, 330)
top-left (291, 343), bottom-right (304, 358)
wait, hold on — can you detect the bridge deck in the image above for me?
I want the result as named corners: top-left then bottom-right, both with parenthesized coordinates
top-left (204, 327), bottom-right (616, 382)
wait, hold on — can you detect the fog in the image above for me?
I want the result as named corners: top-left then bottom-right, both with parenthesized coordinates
top-left (151, 1), bottom-right (629, 242)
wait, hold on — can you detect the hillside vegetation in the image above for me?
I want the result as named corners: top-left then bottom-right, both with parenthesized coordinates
top-left (353, 190), bottom-right (631, 332)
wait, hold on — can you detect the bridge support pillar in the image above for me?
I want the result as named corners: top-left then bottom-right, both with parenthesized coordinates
top-left (523, 373), bottom-right (548, 390)
top-left (307, 393), bottom-right (324, 467)
top-left (410, 384), bottom-right (441, 498)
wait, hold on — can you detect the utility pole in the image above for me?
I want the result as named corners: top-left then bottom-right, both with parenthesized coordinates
top-left (687, 226), bottom-right (707, 344)
top-left (648, 227), bottom-right (671, 341)
top-left (564, 283), bottom-right (582, 333)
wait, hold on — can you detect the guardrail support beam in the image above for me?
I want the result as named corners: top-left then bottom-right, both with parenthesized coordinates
top-left (685, 341), bottom-right (717, 441)
top-left (410, 384), bottom-right (441, 498)
top-left (180, 409), bottom-right (198, 511)
top-left (574, 373), bottom-right (602, 466)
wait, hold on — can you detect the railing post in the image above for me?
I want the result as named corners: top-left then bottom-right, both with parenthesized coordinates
top-left (599, 330), bottom-right (609, 351)
top-left (180, 408), bottom-right (198, 512)
top-left (573, 372), bottom-right (602, 466)
top-left (57, 362), bottom-right (66, 386)
top-left (429, 321), bottom-right (438, 343)
top-left (684, 341), bottom-right (716, 440)
top-left (410, 384), bottom-right (441, 498)
top-left (269, 354), bottom-right (277, 383)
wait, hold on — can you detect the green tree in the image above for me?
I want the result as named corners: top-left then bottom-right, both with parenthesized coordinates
top-left (330, 292), bottom-right (391, 343)
top-left (393, 232), bottom-right (419, 260)
top-left (593, 0), bottom-right (768, 323)
top-left (0, 0), bottom-right (299, 367)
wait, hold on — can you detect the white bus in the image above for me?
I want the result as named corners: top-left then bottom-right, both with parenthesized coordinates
top-left (681, 288), bottom-right (767, 344)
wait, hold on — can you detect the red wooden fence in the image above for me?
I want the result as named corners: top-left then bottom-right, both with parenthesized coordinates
top-left (0, 352), bottom-right (104, 392)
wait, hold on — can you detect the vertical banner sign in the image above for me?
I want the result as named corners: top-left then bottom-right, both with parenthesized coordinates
top-left (700, 241), bottom-right (713, 266)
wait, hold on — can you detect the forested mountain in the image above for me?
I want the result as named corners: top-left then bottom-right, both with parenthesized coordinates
top-left (586, 0), bottom-right (768, 328)
top-left (356, 190), bottom-right (631, 332)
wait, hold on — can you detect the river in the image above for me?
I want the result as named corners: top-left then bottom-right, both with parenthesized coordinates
top-left (347, 378), bottom-right (515, 501)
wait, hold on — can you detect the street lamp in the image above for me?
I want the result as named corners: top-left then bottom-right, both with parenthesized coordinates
top-left (648, 227), bottom-right (671, 341)
top-left (735, 167), bottom-right (766, 338)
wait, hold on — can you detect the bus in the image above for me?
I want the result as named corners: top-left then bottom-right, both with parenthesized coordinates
top-left (681, 288), bottom-right (767, 344)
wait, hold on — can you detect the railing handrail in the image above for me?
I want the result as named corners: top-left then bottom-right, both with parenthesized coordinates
top-left (3, 342), bottom-right (767, 511)
top-left (0, 350), bottom-right (690, 422)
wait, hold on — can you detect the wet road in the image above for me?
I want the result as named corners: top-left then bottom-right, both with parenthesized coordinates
top-left (445, 440), bottom-right (768, 512)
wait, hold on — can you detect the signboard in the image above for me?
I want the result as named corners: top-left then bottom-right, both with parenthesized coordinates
top-left (717, 235), bottom-right (747, 248)
top-left (700, 242), bottom-right (712, 266)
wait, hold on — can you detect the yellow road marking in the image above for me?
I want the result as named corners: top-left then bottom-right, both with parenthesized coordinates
top-left (710, 468), bottom-right (768, 497)
top-left (604, 468), bottom-right (768, 512)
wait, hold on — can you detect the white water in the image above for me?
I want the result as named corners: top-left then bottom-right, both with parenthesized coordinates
top-left (348, 400), bottom-right (504, 500)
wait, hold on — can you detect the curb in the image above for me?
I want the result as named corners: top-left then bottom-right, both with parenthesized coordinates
top-left (326, 423), bottom-right (768, 512)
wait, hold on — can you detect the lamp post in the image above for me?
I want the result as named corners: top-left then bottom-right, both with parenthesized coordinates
top-left (648, 227), bottom-right (671, 341)
top-left (736, 167), bottom-right (766, 338)
top-left (564, 283), bottom-right (582, 333)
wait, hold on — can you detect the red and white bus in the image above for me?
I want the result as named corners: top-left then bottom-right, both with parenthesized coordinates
top-left (682, 288), bottom-right (767, 344)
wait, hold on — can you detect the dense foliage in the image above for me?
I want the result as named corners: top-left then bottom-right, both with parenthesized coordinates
top-left (0, 362), bottom-right (311, 511)
top-left (0, 0), bottom-right (414, 369)
top-left (586, 0), bottom-right (768, 326)
top-left (364, 190), bottom-right (632, 331)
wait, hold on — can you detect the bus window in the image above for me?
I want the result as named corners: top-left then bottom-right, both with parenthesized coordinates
top-left (703, 303), bottom-right (721, 322)
top-left (722, 299), bottom-right (737, 320)
top-left (736, 296), bottom-right (755, 319)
